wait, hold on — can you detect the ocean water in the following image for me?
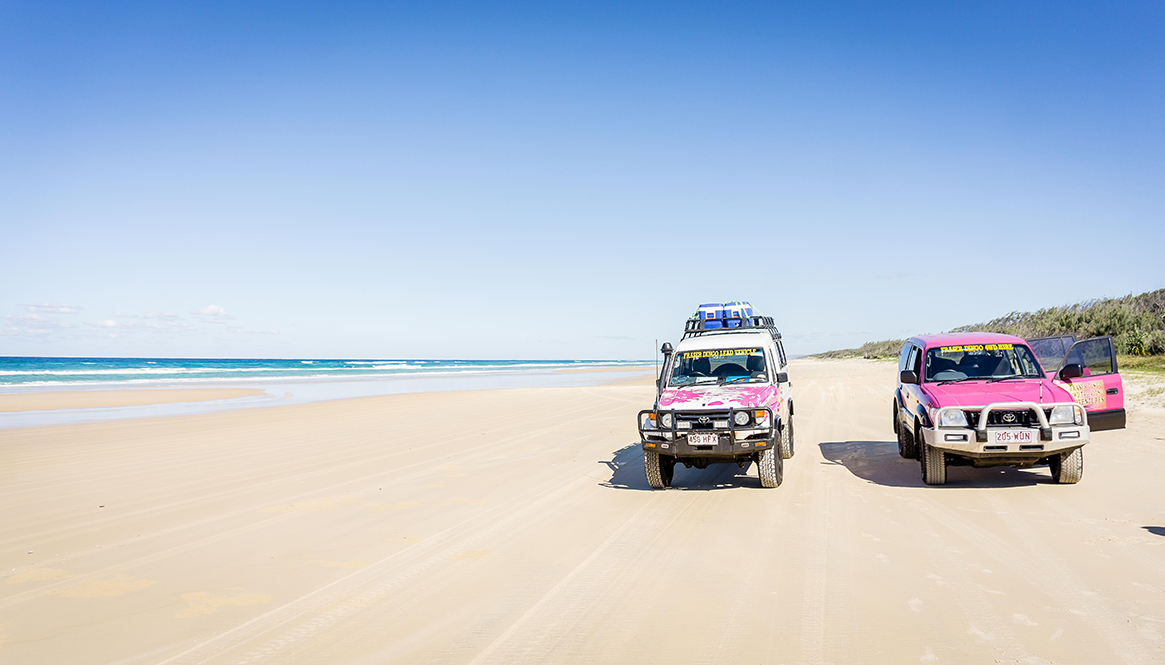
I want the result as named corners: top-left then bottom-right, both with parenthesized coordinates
top-left (0, 357), bottom-right (650, 387)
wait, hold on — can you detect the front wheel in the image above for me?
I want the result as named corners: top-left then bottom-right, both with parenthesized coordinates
top-left (920, 442), bottom-right (947, 485)
top-left (1050, 448), bottom-right (1083, 484)
top-left (779, 416), bottom-right (795, 459)
top-left (758, 446), bottom-right (784, 488)
top-left (644, 450), bottom-right (674, 489)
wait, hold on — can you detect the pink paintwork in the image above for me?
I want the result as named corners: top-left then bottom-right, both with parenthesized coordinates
top-left (923, 379), bottom-right (1072, 409)
top-left (659, 384), bottom-right (780, 409)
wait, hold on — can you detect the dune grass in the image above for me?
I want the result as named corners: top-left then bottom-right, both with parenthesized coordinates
top-left (814, 289), bottom-right (1165, 362)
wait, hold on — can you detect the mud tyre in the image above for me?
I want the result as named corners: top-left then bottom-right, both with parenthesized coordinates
top-left (758, 446), bottom-right (784, 488)
top-left (779, 416), bottom-right (795, 459)
top-left (898, 419), bottom-right (918, 460)
top-left (644, 450), bottom-right (674, 489)
top-left (920, 442), bottom-right (947, 486)
top-left (1050, 448), bottom-right (1083, 484)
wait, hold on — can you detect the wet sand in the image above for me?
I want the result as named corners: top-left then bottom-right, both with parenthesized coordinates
top-left (0, 388), bottom-right (264, 412)
top-left (1, 359), bottom-right (1163, 664)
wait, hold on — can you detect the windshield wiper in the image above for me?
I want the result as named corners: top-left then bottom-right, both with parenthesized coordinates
top-left (987, 374), bottom-right (1042, 383)
top-left (938, 376), bottom-right (987, 386)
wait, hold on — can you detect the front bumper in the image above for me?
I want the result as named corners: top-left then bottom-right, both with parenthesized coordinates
top-left (924, 401), bottom-right (1089, 458)
top-left (638, 407), bottom-right (777, 458)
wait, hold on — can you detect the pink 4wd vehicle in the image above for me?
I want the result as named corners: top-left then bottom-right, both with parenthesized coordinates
top-left (894, 332), bottom-right (1124, 485)
top-left (638, 309), bottom-right (793, 489)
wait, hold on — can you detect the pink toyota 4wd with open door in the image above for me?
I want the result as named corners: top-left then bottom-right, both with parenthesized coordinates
top-left (893, 332), bottom-right (1121, 486)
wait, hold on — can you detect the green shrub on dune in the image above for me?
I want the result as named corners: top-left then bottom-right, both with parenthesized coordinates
top-left (814, 289), bottom-right (1165, 361)
top-left (950, 289), bottom-right (1165, 356)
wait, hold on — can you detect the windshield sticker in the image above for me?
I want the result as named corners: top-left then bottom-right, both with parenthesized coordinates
top-left (938, 343), bottom-right (1013, 354)
top-left (681, 348), bottom-right (761, 359)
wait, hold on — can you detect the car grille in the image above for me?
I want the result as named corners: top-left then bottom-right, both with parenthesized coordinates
top-left (675, 410), bottom-right (730, 430)
top-left (963, 409), bottom-right (1041, 428)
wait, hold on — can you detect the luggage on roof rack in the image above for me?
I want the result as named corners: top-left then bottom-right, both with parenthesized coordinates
top-left (683, 314), bottom-right (782, 342)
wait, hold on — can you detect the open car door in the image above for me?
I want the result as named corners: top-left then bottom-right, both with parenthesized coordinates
top-left (1053, 336), bottom-right (1125, 431)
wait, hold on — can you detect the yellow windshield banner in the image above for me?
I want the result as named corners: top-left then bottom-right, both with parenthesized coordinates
top-left (938, 343), bottom-right (1013, 354)
top-left (681, 348), bottom-right (761, 359)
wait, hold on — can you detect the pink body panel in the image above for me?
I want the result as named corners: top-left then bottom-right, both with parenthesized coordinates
top-left (658, 384), bottom-right (780, 409)
top-left (922, 379), bottom-right (1073, 408)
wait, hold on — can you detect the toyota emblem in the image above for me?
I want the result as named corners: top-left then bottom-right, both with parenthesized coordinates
top-left (1002, 412), bottom-right (1016, 423)
top-left (698, 416), bottom-right (709, 424)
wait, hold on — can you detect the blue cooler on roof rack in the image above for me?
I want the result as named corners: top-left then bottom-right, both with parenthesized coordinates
top-left (724, 301), bottom-right (753, 319)
top-left (697, 303), bottom-right (725, 329)
top-left (721, 300), bottom-right (753, 328)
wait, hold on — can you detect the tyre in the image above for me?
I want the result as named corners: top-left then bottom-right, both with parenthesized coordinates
top-left (892, 400), bottom-right (899, 435)
top-left (920, 442), bottom-right (946, 486)
top-left (644, 450), bottom-right (673, 489)
top-left (1050, 448), bottom-right (1083, 484)
top-left (779, 415), bottom-right (795, 459)
top-left (898, 419), bottom-right (918, 459)
top-left (758, 446), bottom-right (784, 488)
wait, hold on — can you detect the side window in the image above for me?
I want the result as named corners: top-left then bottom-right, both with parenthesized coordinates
top-left (898, 342), bottom-right (913, 371)
top-left (1064, 338), bottom-right (1116, 376)
top-left (777, 341), bottom-right (788, 368)
top-left (907, 346), bottom-right (921, 374)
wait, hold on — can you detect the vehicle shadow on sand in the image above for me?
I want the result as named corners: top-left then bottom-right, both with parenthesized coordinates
top-left (1144, 526), bottom-right (1165, 537)
top-left (819, 440), bottom-right (1056, 488)
top-left (600, 443), bottom-right (767, 491)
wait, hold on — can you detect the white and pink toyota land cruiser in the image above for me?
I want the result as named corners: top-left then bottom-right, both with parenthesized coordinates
top-left (638, 303), bottom-right (794, 489)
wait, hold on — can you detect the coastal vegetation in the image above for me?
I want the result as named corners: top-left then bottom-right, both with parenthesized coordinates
top-left (814, 289), bottom-right (1165, 369)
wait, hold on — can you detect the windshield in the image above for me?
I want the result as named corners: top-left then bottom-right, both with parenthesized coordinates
top-left (669, 347), bottom-right (768, 386)
top-left (924, 343), bottom-right (1044, 382)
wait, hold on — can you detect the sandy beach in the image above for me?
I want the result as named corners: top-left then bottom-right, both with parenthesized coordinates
top-left (2, 358), bottom-right (1164, 664)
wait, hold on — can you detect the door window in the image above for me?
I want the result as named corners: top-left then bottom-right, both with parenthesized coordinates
top-left (1063, 338), bottom-right (1116, 376)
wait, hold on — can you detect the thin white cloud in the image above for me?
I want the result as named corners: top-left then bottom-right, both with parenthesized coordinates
top-left (22, 303), bottom-right (83, 314)
top-left (115, 310), bottom-right (182, 320)
top-left (1, 313), bottom-right (79, 337)
top-left (226, 325), bottom-right (277, 335)
top-left (191, 305), bottom-right (232, 321)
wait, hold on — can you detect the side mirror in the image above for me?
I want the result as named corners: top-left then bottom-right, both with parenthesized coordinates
top-left (900, 370), bottom-right (919, 385)
top-left (775, 372), bottom-right (788, 383)
top-left (1058, 363), bottom-right (1084, 380)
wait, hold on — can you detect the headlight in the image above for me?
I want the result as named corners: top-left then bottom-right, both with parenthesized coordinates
top-left (733, 411), bottom-right (750, 426)
top-left (1049, 405), bottom-right (1081, 425)
top-left (660, 413), bottom-right (673, 429)
top-left (938, 409), bottom-right (968, 428)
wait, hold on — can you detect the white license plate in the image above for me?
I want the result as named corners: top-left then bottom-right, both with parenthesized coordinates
top-left (688, 433), bottom-right (719, 445)
top-left (990, 429), bottom-right (1035, 445)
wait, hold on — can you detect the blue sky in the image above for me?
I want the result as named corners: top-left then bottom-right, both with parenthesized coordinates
top-left (2, 2), bottom-right (1162, 359)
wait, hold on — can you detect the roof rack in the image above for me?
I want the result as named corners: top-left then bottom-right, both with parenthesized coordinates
top-left (682, 315), bottom-right (782, 342)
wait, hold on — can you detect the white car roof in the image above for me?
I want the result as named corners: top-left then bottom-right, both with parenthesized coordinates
top-left (674, 331), bottom-right (774, 352)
